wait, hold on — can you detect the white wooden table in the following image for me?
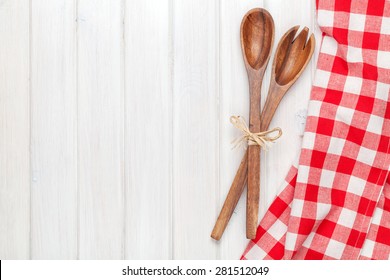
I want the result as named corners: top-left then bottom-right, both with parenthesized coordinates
top-left (0, 0), bottom-right (321, 259)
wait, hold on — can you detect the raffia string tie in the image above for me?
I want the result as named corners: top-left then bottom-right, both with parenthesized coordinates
top-left (230, 116), bottom-right (282, 150)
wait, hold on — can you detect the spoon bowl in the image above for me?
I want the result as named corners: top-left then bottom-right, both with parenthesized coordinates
top-left (241, 8), bottom-right (274, 71)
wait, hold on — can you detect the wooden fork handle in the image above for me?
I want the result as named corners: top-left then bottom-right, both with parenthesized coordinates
top-left (211, 151), bottom-right (248, 240)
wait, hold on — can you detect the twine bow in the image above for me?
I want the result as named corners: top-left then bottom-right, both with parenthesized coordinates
top-left (230, 116), bottom-right (283, 150)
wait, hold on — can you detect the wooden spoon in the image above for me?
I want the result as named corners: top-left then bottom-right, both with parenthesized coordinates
top-left (240, 8), bottom-right (274, 239)
top-left (211, 26), bottom-right (315, 241)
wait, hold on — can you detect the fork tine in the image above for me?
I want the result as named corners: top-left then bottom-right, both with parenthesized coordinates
top-left (293, 27), bottom-right (309, 50)
top-left (304, 33), bottom-right (315, 50)
top-left (274, 26), bottom-right (299, 76)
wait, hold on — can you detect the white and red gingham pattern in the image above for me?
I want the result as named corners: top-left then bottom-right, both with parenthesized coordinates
top-left (360, 177), bottom-right (390, 260)
top-left (242, 0), bottom-right (390, 260)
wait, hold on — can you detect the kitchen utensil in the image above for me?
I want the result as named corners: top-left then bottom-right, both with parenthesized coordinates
top-left (211, 25), bottom-right (315, 241)
top-left (241, 8), bottom-right (275, 239)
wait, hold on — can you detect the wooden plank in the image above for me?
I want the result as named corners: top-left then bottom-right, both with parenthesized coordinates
top-left (172, 0), bottom-right (219, 259)
top-left (260, 0), bottom-right (315, 214)
top-left (77, 0), bottom-right (124, 259)
top-left (124, 0), bottom-right (172, 259)
top-left (218, 0), bottom-right (263, 259)
top-left (30, 0), bottom-right (77, 259)
top-left (0, 0), bottom-right (30, 259)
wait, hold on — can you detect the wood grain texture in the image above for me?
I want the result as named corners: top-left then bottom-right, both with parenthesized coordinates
top-left (0, 0), bottom-right (30, 259)
top-left (172, 0), bottom-right (219, 259)
top-left (124, 0), bottom-right (172, 259)
top-left (30, 0), bottom-right (77, 259)
top-left (77, 0), bottom-right (124, 259)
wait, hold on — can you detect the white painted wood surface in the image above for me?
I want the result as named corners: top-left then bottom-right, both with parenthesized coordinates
top-left (124, 0), bottom-right (172, 260)
top-left (30, 0), bottom-right (78, 259)
top-left (0, 0), bottom-right (320, 259)
top-left (173, 0), bottom-right (220, 260)
top-left (0, 0), bottom-right (30, 259)
top-left (78, 0), bottom-right (124, 260)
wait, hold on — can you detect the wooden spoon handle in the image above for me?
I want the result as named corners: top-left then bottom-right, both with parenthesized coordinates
top-left (247, 77), bottom-right (262, 239)
top-left (247, 146), bottom-right (260, 238)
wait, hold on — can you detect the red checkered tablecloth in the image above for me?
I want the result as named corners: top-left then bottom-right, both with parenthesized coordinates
top-left (241, 0), bottom-right (390, 260)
